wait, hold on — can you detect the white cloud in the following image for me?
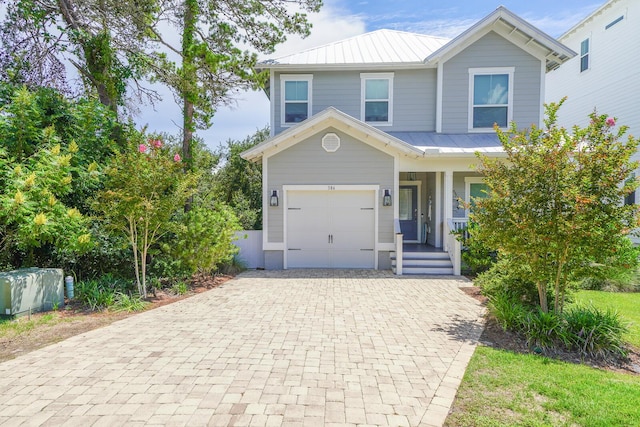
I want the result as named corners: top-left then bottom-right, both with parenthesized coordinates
top-left (521, 4), bottom-right (603, 38)
top-left (193, 2), bottom-right (367, 149)
top-left (268, 3), bottom-right (367, 59)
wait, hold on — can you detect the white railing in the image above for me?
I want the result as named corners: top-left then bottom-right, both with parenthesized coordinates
top-left (445, 219), bottom-right (461, 275)
top-left (451, 217), bottom-right (469, 233)
top-left (394, 218), bottom-right (403, 276)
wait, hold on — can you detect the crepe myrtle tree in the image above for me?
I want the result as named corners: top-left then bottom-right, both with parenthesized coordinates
top-left (472, 99), bottom-right (639, 313)
top-left (95, 138), bottom-right (197, 298)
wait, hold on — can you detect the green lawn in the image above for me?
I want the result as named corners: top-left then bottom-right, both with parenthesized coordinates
top-left (446, 346), bottom-right (640, 427)
top-left (573, 290), bottom-right (640, 348)
top-left (0, 312), bottom-right (62, 338)
top-left (447, 290), bottom-right (640, 426)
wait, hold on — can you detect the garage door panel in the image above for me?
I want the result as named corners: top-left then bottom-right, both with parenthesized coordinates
top-left (288, 191), bottom-right (328, 208)
top-left (332, 231), bottom-right (374, 250)
top-left (332, 208), bottom-right (374, 233)
top-left (288, 250), bottom-right (331, 268)
top-left (286, 189), bottom-right (376, 269)
top-left (288, 209), bottom-right (329, 230)
top-left (329, 191), bottom-right (374, 207)
top-left (288, 230), bottom-right (331, 249)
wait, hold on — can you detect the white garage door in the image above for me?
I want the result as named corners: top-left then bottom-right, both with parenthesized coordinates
top-left (286, 190), bottom-right (375, 268)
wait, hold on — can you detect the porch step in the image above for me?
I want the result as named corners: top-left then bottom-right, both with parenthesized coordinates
top-left (390, 251), bottom-right (454, 275)
top-left (392, 266), bottom-right (455, 275)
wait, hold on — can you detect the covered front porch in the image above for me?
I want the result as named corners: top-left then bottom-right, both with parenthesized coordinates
top-left (391, 170), bottom-right (482, 275)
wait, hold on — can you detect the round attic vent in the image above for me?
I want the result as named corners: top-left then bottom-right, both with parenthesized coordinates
top-left (322, 133), bottom-right (340, 153)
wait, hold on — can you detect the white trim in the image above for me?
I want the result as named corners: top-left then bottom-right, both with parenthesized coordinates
top-left (269, 72), bottom-right (275, 137)
top-left (579, 37), bottom-right (590, 73)
top-left (282, 185), bottom-right (380, 269)
top-left (468, 67), bottom-right (515, 132)
top-left (393, 156), bottom-right (399, 220)
top-left (285, 184), bottom-right (380, 191)
top-left (280, 74), bottom-right (313, 127)
top-left (464, 177), bottom-right (486, 217)
top-left (262, 156), bottom-right (269, 250)
top-left (399, 180), bottom-right (422, 243)
top-left (427, 7), bottom-right (576, 69)
top-left (360, 72), bottom-right (394, 126)
top-left (436, 61), bottom-right (443, 133)
top-left (242, 107), bottom-right (424, 162)
top-left (539, 60), bottom-right (545, 128)
top-left (443, 171), bottom-right (453, 251)
top-left (435, 172), bottom-right (442, 248)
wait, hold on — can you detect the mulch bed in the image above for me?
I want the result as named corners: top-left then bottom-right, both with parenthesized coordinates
top-left (459, 286), bottom-right (640, 376)
top-left (1, 274), bottom-right (233, 362)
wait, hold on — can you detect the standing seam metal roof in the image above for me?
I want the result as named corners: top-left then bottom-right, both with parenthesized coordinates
top-left (264, 29), bottom-right (450, 65)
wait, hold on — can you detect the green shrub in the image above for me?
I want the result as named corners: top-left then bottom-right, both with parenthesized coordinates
top-left (75, 273), bottom-right (132, 310)
top-left (167, 205), bottom-right (241, 275)
top-left (580, 275), bottom-right (640, 293)
top-left (564, 305), bottom-right (628, 359)
top-left (522, 309), bottom-right (567, 351)
top-left (475, 258), bottom-right (541, 306)
top-left (458, 222), bottom-right (497, 275)
top-left (218, 254), bottom-right (247, 275)
top-left (170, 281), bottom-right (189, 296)
top-left (487, 293), bottom-right (527, 332)
top-left (111, 293), bottom-right (149, 313)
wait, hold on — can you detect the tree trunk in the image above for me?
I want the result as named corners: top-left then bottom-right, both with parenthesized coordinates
top-left (536, 281), bottom-right (548, 313)
top-left (181, 0), bottom-right (198, 212)
top-left (129, 217), bottom-right (142, 296)
top-left (58, 0), bottom-right (120, 116)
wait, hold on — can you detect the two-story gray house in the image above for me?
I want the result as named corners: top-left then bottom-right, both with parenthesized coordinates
top-left (241, 6), bottom-right (575, 274)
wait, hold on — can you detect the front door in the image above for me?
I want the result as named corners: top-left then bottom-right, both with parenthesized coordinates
top-left (399, 185), bottom-right (418, 241)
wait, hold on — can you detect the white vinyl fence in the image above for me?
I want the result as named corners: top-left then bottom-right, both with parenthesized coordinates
top-left (233, 230), bottom-right (263, 269)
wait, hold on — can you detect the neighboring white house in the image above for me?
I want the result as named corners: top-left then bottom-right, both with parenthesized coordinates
top-left (546, 0), bottom-right (639, 217)
top-left (546, 0), bottom-right (639, 136)
top-left (242, 6), bottom-right (575, 274)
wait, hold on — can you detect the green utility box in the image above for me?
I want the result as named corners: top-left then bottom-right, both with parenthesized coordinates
top-left (0, 268), bottom-right (65, 317)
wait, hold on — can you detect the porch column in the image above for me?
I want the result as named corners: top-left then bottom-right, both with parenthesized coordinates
top-left (443, 170), bottom-right (453, 251)
top-left (435, 172), bottom-right (442, 248)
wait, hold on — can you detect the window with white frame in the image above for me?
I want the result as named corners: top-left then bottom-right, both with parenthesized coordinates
top-left (281, 75), bottom-right (312, 125)
top-left (580, 38), bottom-right (590, 72)
top-left (468, 67), bottom-right (514, 130)
top-left (361, 73), bottom-right (393, 125)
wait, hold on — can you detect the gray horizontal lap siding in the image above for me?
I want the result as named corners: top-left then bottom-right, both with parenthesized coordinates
top-left (442, 31), bottom-right (542, 133)
top-left (273, 70), bottom-right (436, 135)
top-left (267, 127), bottom-right (394, 244)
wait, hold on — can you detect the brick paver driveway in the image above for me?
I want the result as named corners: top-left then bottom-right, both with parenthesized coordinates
top-left (0, 270), bottom-right (485, 427)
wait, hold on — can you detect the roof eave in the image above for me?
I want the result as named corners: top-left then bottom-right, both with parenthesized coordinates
top-left (256, 62), bottom-right (435, 71)
top-left (240, 107), bottom-right (425, 162)
top-left (559, 0), bottom-right (619, 40)
top-left (425, 6), bottom-right (576, 71)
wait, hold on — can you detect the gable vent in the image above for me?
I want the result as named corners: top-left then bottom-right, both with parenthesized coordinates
top-left (322, 133), bottom-right (341, 152)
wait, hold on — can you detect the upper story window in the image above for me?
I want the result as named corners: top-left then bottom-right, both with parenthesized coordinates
top-left (468, 67), bottom-right (514, 131)
top-left (281, 74), bottom-right (312, 126)
top-left (580, 38), bottom-right (590, 72)
top-left (360, 73), bottom-right (394, 125)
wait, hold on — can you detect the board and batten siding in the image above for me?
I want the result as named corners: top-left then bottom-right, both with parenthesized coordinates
top-left (272, 69), bottom-right (437, 135)
top-left (442, 31), bottom-right (543, 133)
top-left (266, 127), bottom-right (394, 244)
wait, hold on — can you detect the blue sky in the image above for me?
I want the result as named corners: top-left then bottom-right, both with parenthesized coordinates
top-left (137, 0), bottom-right (603, 150)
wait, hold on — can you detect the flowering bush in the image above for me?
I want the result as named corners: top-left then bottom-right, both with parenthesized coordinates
top-left (94, 138), bottom-right (196, 297)
top-left (0, 142), bottom-right (93, 264)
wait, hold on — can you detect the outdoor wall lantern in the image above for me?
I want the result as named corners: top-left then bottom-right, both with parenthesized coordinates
top-left (269, 190), bottom-right (279, 207)
top-left (382, 189), bottom-right (392, 207)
